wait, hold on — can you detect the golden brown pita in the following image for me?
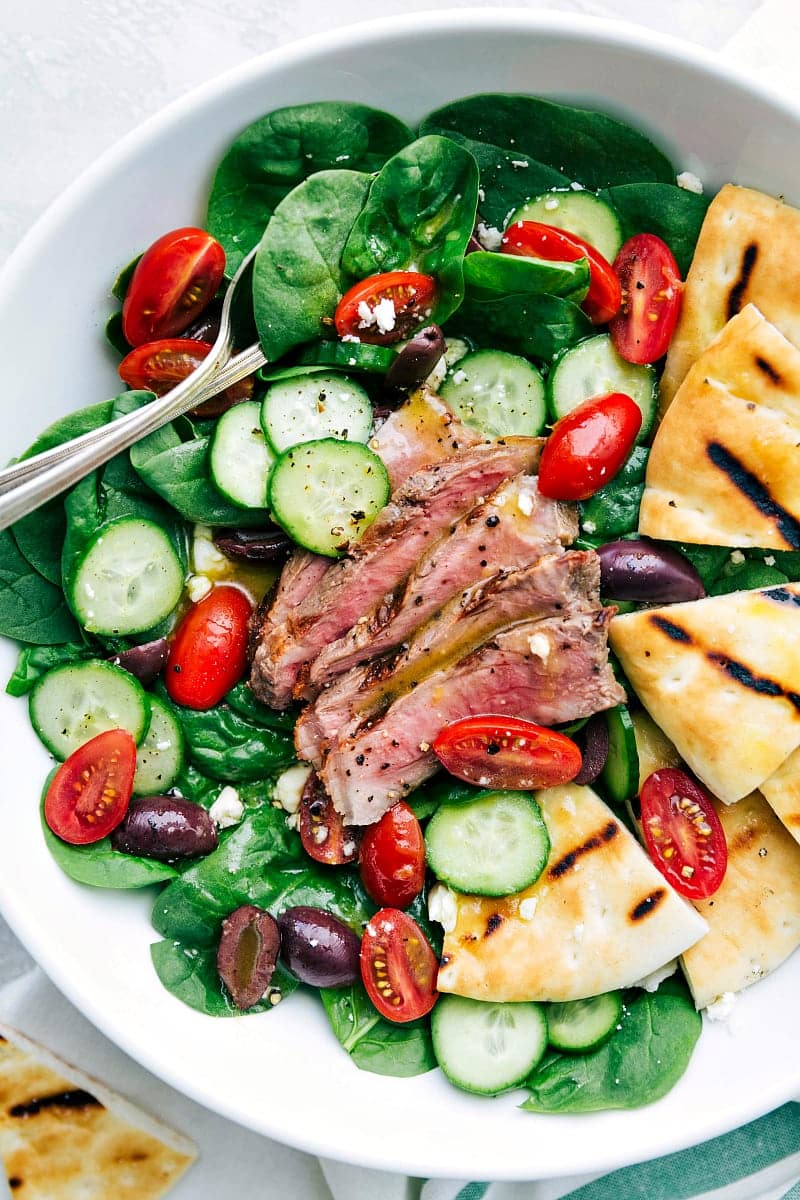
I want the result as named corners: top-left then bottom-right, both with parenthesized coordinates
top-left (437, 784), bottom-right (707, 1003)
top-left (640, 305), bottom-right (800, 549)
top-left (661, 184), bottom-right (800, 408)
top-left (0, 1023), bottom-right (195, 1199)
top-left (759, 746), bottom-right (800, 845)
top-left (609, 584), bottom-right (800, 803)
top-left (682, 792), bottom-right (800, 1008)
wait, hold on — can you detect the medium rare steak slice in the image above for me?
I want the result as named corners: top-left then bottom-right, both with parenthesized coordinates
top-left (307, 477), bottom-right (578, 689)
top-left (251, 438), bottom-right (542, 707)
top-left (321, 607), bottom-right (624, 825)
top-left (296, 550), bottom-right (595, 766)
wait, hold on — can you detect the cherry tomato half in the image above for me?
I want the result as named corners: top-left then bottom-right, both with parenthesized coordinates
top-left (361, 908), bottom-right (438, 1023)
top-left (359, 801), bottom-right (425, 907)
top-left (335, 271), bottom-right (438, 346)
top-left (44, 729), bottom-right (136, 845)
top-left (118, 339), bottom-right (253, 415)
top-left (166, 585), bottom-right (253, 710)
top-left (299, 771), bottom-right (360, 865)
top-left (640, 768), bottom-right (727, 900)
top-left (501, 220), bottom-right (622, 325)
top-left (610, 234), bottom-right (683, 364)
top-left (538, 392), bottom-right (642, 502)
top-left (122, 227), bottom-right (226, 346)
top-left (433, 715), bottom-right (582, 790)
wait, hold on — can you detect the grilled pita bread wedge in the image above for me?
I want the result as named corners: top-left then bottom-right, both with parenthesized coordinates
top-left (610, 584), bottom-right (800, 803)
top-left (759, 746), bottom-right (800, 845)
top-left (0, 1023), bottom-right (195, 1199)
top-left (682, 792), bottom-right (800, 1008)
top-left (640, 305), bottom-right (800, 549)
top-left (660, 184), bottom-right (800, 408)
top-left (437, 784), bottom-right (707, 1003)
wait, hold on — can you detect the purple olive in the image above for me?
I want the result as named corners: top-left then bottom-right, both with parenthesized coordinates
top-left (466, 233), bottom-right (483, 255)
top-left (109, 637), bottom-right (168, 687)
top-left (597, 539), bottom-right (705, 604)
top-left (110, 796), bottom-right (218, 862)
top-left (217, 905), bottom-right (281, 1010)
top-left (213, 527), bottom-right (292, 563)
top-left (385, 325), bottom-right (446, 394)
top-left (278, 906), bottom-right (360, 988)
top-left (183, 300), bottom-right (222, 344)
top-left (573, 713), bottom-right (610, 785)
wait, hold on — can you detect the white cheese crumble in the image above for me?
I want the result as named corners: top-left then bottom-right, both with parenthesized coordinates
top-left (425, 354), bottom-right (448, 391)
top-left (428, 883), bottom-right (458, 933)
top-left (357, 297), bottom-right (396, 335)
top-left (544, 196), bottom-right (560, 211)
top-left (633, 960), bottom-right (678, 993)
top-left (677, 170), bottom-right (704, 195)
top-left (186, 574), bottom-right (213, 603)
top-left (192, 524), bottom-right (227, 575)
top-left (476, 221), bottom-right (503, 251)
top-left (510, 160), bottom-right (528, 169)
top-left (517, 491), bottom-right (534, 516)
top-left (583, 519), bottom-right (597, 534)
top-left (340, 332), bottom-right (361, 343)
top-left (730, 549), bottom-right (745, 564)
top-left (210, 786), bottom-right (245, 829)
top-left (764, 555), bottom-right (776, 566)
top-left (519, 896), bottom-right (538, 920)
top-left (273, 763), bottom-right (313, 815)
top-left (705, 991), bottom-right (737, 1022)
top-left (527, 632), bottom-right (551, 661)
top-left (451, 369), bottom-right (467, 386)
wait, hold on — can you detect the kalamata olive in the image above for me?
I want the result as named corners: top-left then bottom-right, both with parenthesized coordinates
top-left (217, 905), bottom-right (281, 1010)
top-left (108, 637), bottom-right (168, 687)
top-left (110, 796), bottom-right (218, 861)
top-left (183, 299), bottom-right (222, 344)
top-left (466, 233), bottom-right (483, 255)
top-left (573, 713), bottom-right (610, 785)
top-left (213, 527), bottom-right (293, 563)
top-left (278, 906), bottom-right (361, 988)
top-left (385, 325), bottom-right (446, 394)
top-left (597, 539), bottom-right (705, 603)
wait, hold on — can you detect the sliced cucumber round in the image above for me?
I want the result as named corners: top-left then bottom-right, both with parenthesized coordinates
top-left (69, 517), bottom-right (184, 637)
top-left (425, 790), bottom-right (550, 897)
top-left (133, 694), bottom-right (185, 795)
top-left (210, 400), bottom-right (276, 509)
top-left (507, 191), bottom-right (623, 262)
top-left (268, 438), bottom-right (390, 557)
top-left (439, 350), bottom-right (547, 438)
top-left (30, 660), bottom-right (150, 760)
top-left (297, 340), bottom-right (397, 374)
top-left (547, 334), bottom-right (657, 442)
top-left (432, 995), bottom-right (549, 1095)
top-left (547, 992), bottom-right (622, 1054)
top-left (261, 373), bottom-right (373, 454)
top-left (599, 704), bottom-right (639, 805)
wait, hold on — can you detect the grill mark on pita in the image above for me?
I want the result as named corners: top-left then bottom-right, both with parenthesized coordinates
top-left (9, 1089), bottom-right (102, 1117)
top-left (485, 913), bottom-right (504, 937)
top-left (729, 821), bottom-right (763, 852)
top-left (650, 615), bottom-right (693, 643)
top-left (727, 242), bottom-right (758, 319)
top-left (763, 586), bottom-right (800, 608)
top-left (548, 820), bottom-right (619, 879)
top-left (706, 442), bottom-right (800, 549)
top-left (707, 651), bottom-right (800, 713)
top-left (755, 355), bottom-right (782, 384)
top-left (629, 889), bottom-right (666, 922)
top-left (8, 1178), bottom-right (21, 1190)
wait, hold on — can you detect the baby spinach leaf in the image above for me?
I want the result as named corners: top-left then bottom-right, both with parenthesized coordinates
top-left (709, 560), bottom-right (789, 595)
top-left (580, 446), bottom-right (649, 542)
top-left (225, 681), bottom-right (298, 731)
top-left (0, 528), bottom-right (80, 645)
top-left (463, 250), bottom-right (588, 302)
top-left (522, 979), bottom-right (701, 1113)
top-left (41, 793), bottom-right (177, 889)
top-left (208, 102), bottom-right (413, 272)
top-left (320, 983), bottom-right (436, 1077)
top-left (449, 291), bottom-right (593, 362)
top-left (600, 183), bottom-right (711, 276)
top-left (111, 254), bottom-right (142, 302)
top-left (170, 763), bottom-right (220, 809)
top-left (421, 94), bottom-right (674, 189)
top-left (668, 543), bottom-right (730, 591)
top-left (105, 311), bottom-right (129, 356)
top-left (252, 170), bottom-right (372, 362)
top-left (6, 642), bottom-right (92, 697)
top-left (151, 938), bottom-right (297, 1016)
top-left (342, 136), bottom-right (479, 325)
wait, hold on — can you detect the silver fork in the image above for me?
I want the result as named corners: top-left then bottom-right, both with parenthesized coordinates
top-left (0, 248), bottom-right (268, 530)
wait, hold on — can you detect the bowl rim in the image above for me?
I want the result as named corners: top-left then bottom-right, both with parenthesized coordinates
top-left (3, 7), bottom-right (800, 1179)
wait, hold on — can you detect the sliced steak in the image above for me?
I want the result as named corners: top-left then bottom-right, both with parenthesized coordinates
top-left (251, 438), bottom-right (543, 707)
top-left (307, 476), bottom-right (578, 690)
top-left (321, 607), bottom-right (624, 824)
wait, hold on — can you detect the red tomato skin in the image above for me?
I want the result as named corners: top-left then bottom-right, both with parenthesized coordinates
top-left (360, 908), bottom-right (438, 1023)
top-left (640, 768), bottom-right (728, 900)
top-left (299, 771), bottom-right (360, 865)
top-left (538, 392), bottom-right (642, 501)
top-left (118, 338), bottom-right (253, 412)
top-left (122, 227), bottom-right (225, 347)
top-left (501, 220), bottom-right (622, 325)
top-left (359, 802), bottom-right (425, 907)
top-left (610, 233), bottom-right (683, 364)
top-left (335, 271), bottom-right (438, 346)
top-left (166, 585), bottom-right (253, 710)
top-left (433, 715), bottom-right (582, 790)
top-left (44, 729), bottom-right (136, 845)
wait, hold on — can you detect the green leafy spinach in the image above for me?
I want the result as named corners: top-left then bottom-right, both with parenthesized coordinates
top-left (580, 446), bottom-right (649, 542)
top-left (448, 290), bottom-right (593, 363)
top-left (150, 938), bottom-right (298, 1016)
top-left (600, 183), bottom-right (710, 276)
top-left (320, 983), bottom-right (436, 1077)
top-left (463, 250), bottom-right (588, 302)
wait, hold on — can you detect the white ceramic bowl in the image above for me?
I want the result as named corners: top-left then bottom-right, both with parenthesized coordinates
top-left (1, 9), bottom-right (799, 1181)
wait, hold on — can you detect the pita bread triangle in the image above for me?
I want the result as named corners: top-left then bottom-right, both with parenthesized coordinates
top-left (0, 1023), bottom-right (195, 1199)
top-left (640, 304), bottom-right (800, 550)
top-left (437, 784), bottom-right (707, 1004)
top-left (660, 183), bottom-right (800, 409)
top-left (759, 746), bottom-right (800, 845)
top-left (682, 791), bottom-right (800, 1008)
top-left (609, 583), bottom-right (800, 803)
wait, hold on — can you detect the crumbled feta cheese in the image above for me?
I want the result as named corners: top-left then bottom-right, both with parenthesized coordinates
top-left (341, 333), bottom-right (361, 343)
top-left (478, 186), bottom-right (486, 203)
top-left (569, 181), bottom-right (584, 191)
top-left (273, 763), bottom-right (313, 815)
top-left (192, 524), bottom-right (227, 574)
top-left (510, 160), bottom-right (528, 169)
top-left (209, 786), bottom-right (244, 829)
top-left (582, 520), bottom-right (596, 534)
top-left (519, 896), bottom-right (538, 920)
top-left (544, 197), bottom-right (560, 211)
top-left (358, 297), bottom-right (396, 335)
top-left (764, 555), bottom-right (776, 566)
top-left (428, 883), bottom-right (458, 933)
top-left (342, 839), bottom-right (356, 858)
top-left (418, 741), bottom-right (431, 753)
top-left (451, 369), bottom-right (467, 386)
top-left (730, 549), bottom-right (745, 564)
top-left (527, 632), bottom-right (551, 661)
top-left (634, 960), bottom-right (678, 993)
top-left (677, 170), bottom-right (704, 195)
top-left (517, 491), bottom-right (534, 516)
top-left (706, 991), bottom-right (737, 1022)
top-left (335, 154), bottom-right (350, 162)
top-left (425, 354), bottom-right (448, 391)
top-left (186, 574), bottom-right (213, 603)
top-left (476, 221), bottom-right (503, 251)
